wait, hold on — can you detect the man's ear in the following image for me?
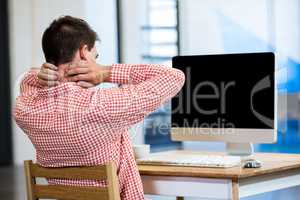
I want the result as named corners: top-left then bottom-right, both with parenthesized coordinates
top-left (79, 44), bottom-right (89, 61)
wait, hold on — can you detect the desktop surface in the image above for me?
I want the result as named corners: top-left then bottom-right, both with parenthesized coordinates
top-left (138, 150), bottom-right (300, 179)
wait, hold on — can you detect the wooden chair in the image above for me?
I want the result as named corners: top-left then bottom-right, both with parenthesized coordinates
top-left (24, 160), bottom-right (120, 200)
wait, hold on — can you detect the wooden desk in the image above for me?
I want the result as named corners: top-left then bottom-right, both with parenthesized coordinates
top-left (137, 150), bottom-right (300, 200)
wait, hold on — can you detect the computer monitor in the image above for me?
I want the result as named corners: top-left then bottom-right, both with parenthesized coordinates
top-left (171, 52), bottom-right (277, 156)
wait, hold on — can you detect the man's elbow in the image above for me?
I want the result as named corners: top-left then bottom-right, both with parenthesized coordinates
top-left (174, 68), bottom-right (186, 88)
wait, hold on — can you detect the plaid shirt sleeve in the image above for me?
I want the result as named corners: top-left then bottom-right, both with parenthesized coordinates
top-left (99, 64), bottom-right (185, 129)
top-left (19, 68), bottom-right (42, 94)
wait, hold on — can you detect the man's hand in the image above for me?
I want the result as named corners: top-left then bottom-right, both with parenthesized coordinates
top-left (67, 61), bottom-right (111, 87)
top-left (37, 63), bottom-right (59, 87)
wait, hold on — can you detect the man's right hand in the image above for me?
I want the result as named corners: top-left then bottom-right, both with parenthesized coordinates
top-left (37, 63), bottom-right (59, 87)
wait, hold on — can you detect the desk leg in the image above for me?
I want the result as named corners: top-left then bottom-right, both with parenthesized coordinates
top-left (176, 197), bottom-right (184, 200)
top-left (232, 180), bottom-right (239, 200)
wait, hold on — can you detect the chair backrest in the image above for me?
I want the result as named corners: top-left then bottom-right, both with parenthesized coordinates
top-left (24, 160), bottom-right (120, 200)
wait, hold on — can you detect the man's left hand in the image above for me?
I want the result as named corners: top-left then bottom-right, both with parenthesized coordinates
top-left (67, 61), bottom-right (111, 87)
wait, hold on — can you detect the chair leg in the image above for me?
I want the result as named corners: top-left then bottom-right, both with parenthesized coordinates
top-left (176, 197), bottom-right (184, 200)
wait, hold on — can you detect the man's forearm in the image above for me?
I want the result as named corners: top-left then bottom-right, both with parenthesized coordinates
top-left (66, 62), bottom-right (182, 88)
top-left (98, 63), bottom-right (185, 129)
top-left (108, 64), bottom-right (171, 85)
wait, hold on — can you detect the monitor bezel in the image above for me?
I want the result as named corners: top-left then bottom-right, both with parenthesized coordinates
top-left (171, 52), bottom-right (277, 144)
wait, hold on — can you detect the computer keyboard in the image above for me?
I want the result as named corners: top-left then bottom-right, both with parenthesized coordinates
top-left (137, 153), bottom-right (241, 168)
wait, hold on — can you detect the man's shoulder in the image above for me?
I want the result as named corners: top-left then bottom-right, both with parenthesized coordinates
top-left (14, 83), bottom-right (101, 119)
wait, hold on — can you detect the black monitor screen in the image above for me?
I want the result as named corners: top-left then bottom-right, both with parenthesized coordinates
top-left (172, 53), bottom-right (275, 129)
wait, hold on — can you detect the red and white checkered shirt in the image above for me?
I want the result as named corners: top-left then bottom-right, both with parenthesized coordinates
top-left (14, 64), bottom-right (185, 200)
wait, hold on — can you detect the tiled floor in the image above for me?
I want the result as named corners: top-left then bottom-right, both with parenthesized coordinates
top-left (0, 166), bottom-right (26, 200)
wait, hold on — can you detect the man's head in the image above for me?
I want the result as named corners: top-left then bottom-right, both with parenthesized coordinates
top-left (42, 16), bottom-right (99, 66)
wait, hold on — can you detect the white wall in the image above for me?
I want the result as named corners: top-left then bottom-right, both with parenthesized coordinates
top-left (118, 0), bottom-right (146, 145)
top-left (10, 0), bottom-right (36, 166)
top-left (274, 0), bottom-right (300, 62)
top-left (179, 0), bottom-right (271, 55)
top-left (118, 0), bottom-right (142, 63)
top-left (9, 0), bottom-right (119, 165)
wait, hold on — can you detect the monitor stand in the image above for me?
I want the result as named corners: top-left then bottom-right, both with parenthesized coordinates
top-left (226, 142), bottom-right (254, 157)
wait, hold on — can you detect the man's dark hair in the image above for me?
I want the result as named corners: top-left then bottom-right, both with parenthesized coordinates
top-left (42, 16), bottom-right (99, 65)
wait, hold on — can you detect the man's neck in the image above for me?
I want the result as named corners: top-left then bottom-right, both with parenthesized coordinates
top-left (57, 63), bottom-right (70, 83)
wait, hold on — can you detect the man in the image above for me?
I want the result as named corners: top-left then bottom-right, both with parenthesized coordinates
top-left (14, 16), bottom-right (185, 200)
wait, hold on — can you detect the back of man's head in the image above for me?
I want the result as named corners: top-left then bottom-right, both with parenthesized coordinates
top-left (42, 16), bottom-right (98, 66)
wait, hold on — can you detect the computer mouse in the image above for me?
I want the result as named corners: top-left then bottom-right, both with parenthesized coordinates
top-left (243, 159), bottom-right (262, 168)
